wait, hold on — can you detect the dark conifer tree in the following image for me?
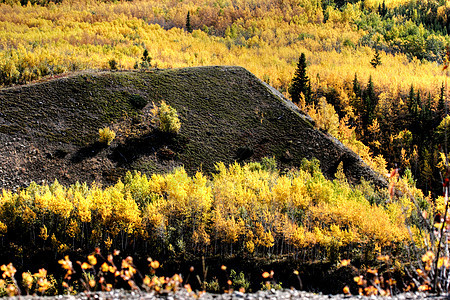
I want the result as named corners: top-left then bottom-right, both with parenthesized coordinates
top-left (407, 84), bottom-right (415, 114)
top-left (413, 90), bottom-right (421, 117)
top-left (352, 73), bottom-right (361, 97)
top-left (381, 0), bottom-right (387, 17)
top-left (425, 93), bottom-right (432, 119)
top-left (438, 82), bottom-right (445, 116)
top-left (351, 73), bottom-right (364, 129)
top-left (377, 2), bottom-right (387, 17)
top-left (362, 76), bottom-right (377, 127)
top-left (289, 53), bottom-right (311, 105)
top-left (370, 48), bottom-right (382, 68)
top-left (186, 11), bottom-right (193, 33)
top-left (140, 49), bottom-right (152, 68)
top-left (422, 93), bottom-right (433, 136)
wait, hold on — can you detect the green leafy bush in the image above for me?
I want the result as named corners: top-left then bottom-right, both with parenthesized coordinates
top-left (108, 59), bottom-right (118, 70)
top-left (140, 49), bottom-right (152, 69)
top-left (230, 269), bottom-right (250, 291)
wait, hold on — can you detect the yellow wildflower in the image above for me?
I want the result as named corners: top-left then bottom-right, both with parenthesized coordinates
top-left (150, 260), bottom-right (160, 269)
top-left (101, 263), bottom-right (109, 273)
top-left (88, 254), bottom-right (97, 266)
top-left (341, 259), bottom-right (350, 266)
top-left (81, 262), bottom-right (91, 270)
top-left (22, 272), bottom-right (33, 289)
top-left (1, 263), bottom-right (16, 278)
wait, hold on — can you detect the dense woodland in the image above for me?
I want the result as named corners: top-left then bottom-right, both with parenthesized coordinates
top-left (0, 160), bottom-right (419, 264)
top-left (2, 0), bottom-right (450, 294)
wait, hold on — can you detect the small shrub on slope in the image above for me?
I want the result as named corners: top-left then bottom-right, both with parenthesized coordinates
top-left (150, 101), bottom-right (181, 134)
top-left (98, 127), bottom-right (116, 145)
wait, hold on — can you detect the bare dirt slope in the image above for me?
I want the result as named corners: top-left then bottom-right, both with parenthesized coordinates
top-left (0, 66), bottom-right (386, 190)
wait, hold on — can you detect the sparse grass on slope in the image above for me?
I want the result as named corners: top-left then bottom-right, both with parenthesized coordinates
top-left (0, 67), bottom-right (384, 190)
top-left (0, 70), bottom-right (141, 145)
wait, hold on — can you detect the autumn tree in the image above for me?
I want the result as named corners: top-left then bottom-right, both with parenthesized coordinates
top-left (289, 53), bottom-right (311, 106)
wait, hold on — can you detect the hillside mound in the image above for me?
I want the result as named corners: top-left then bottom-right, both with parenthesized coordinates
top-left (0, 66), bottom-right (385, 190)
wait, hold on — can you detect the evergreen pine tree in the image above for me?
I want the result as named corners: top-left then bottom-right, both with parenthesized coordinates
top-left (352, 73), bottom-right (361, 97)
top-left (421, 92), bottom-right (433, 135)
top-left (408, 84), bottom-right (415, 114)
top-left (410, 90), bottom-right (421, 137)
top-left (140, 49), bottom-right (152, 69)
top-left (186, 11), bottom-right (192, 33)
top-left (380, 0), bottom-right (387, 17)
top-left (352, 73), bottom-right (362, 115)
top-left (363, 76), bottom-right (377, 125)
top-left (412, 90), bottom-right (421, 117)
top-left (426, 93), bottom-right (432, 119)
top-left (289, 53), bottom-right (311, 105)
top-left (438, 82), bottom-right (445, 115)
top-left (370, 48), bottom-right (382, 68)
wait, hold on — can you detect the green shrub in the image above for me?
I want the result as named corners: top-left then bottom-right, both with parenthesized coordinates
top-left (247, 156), bottom-right (277, 172)
top-left (261, 156), bottom-right (277, 172)
top-left (108, 59), bottom-right (118, 70)
top-left (261, 281), bottom-right (283, 290)
top-left (140, 49), bottom-right (152, 69)
top-left (98, 127), bottom-right (116, 145)
top-left (205, 279), bottom-right (221, 292)
top-left (230, 269), bottom-right (250, 291)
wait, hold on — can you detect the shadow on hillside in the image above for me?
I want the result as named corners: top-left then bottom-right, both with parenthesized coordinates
top-left (71, 142), bottom-right (107, 163)
top-left (235, 147), bottom-right (254, 161)
top-left (110, 131), bottom-right (188, 166)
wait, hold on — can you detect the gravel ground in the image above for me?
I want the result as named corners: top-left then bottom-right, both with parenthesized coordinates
top-left (8, 289), bottom-right (449, 300)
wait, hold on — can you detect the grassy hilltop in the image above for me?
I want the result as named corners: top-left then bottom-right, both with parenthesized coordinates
top-left (0, 66), bottom-right (384, 189)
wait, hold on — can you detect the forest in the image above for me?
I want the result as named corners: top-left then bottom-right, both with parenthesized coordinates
top-left (1, 0), bottom-right (450, 296)
top-left (1, 0), bottom-right (450, 194)
top-left (0, 159), bottom-right (430, 295)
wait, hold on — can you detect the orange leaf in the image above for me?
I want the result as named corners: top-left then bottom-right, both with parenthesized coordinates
top-left (343, 286), bottom-right (350, 295)
top-left (341, 259), bottom-right (350, 266)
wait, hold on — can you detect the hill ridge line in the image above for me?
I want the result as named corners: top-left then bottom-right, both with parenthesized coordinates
top-left (0, 66), bottom-right (386, 190)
